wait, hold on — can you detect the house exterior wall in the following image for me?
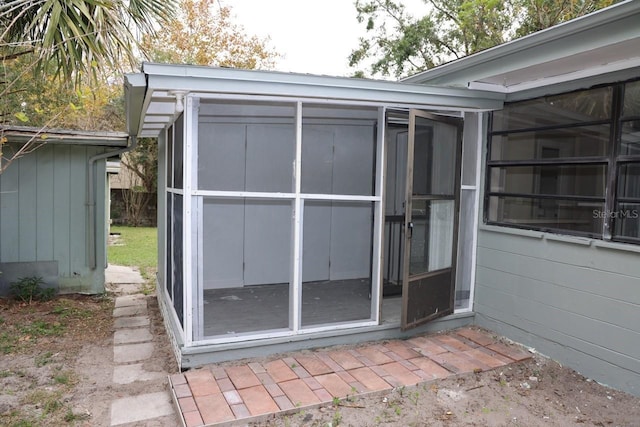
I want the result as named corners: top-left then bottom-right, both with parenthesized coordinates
top-left (474, 207), bottom-right (640, 398)
top-left (0, 143), bottom-right (109, 295)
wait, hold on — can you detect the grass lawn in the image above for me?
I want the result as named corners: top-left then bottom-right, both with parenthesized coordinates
top-left (108, 226), bottom-right (157, 279)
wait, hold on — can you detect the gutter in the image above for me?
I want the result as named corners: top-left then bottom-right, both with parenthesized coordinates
top-left (87, 136), bottom-right (138, 269)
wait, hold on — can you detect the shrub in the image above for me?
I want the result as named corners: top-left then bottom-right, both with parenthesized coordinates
top-left (9, 276), bottom-right (55, 303)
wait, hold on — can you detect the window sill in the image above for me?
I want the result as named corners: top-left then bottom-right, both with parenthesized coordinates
top-left (592, 239), bottom-right (640, 254)
top-left (480, 224), bottom-right (640, 252)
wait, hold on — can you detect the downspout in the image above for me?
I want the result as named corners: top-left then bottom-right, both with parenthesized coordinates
top-left (87, 136), bottom-right (138, 269)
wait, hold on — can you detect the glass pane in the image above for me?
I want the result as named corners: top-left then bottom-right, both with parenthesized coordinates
top-left (166, 125), bottom-right (173, 188)
top-left (410, 199), bottom-right (454, 275)
top-left (461, 115), bottom-right (478, 186)
top-left (455, 189), bottom-right (474, 310)
top-left (490, 125), bottom-right (610, 161)
top-left (493, 86), bottom-right (612, 131)
top-left (617, 163), bottom-right (640, 199)
top-left (619, 121), bottom-right (640, 156)
top-left (202, 198), bottom-right (292, 337)
top-left (488, 196), bottom-right (603, 235)
top-left (197, 100), bottom-right (295, 192)
top-left (489, 165), bottom-right (606, 198)
top-left (174, 114), bottom-right (184, 189)
top-left (302, 200), bottom-right (373, 327)
top-left (165, 193), bottom-right (172, 300)
top-left (623, 81), bottom-right (640, 117)
top-left (613, 203), bottom-right (640, 239)
top-left (172, 194), bottom-right (184, 327)
top-left (413, 117), bottom-right (456, 196)
top-left (301, 105), bottom-right (378, 196)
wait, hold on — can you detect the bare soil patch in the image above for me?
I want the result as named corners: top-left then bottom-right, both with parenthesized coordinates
top-left (0, 293), bottom-right (177, 427)
top-left (2, 293), bottom-right (639, 427)
top-left (0, 294), bottom-right (113, 426)
top-left (255, 350), bottom-right (640, 427)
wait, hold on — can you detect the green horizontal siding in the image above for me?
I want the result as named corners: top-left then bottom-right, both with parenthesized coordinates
top-left (475, 227), bottom-right (640, 396)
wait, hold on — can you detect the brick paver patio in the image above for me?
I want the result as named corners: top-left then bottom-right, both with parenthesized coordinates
top-left (169, 327), bottom-right (532, 426)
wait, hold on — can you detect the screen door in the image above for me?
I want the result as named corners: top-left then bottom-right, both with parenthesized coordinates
top-left (401, 110), bottom-right (462, 330)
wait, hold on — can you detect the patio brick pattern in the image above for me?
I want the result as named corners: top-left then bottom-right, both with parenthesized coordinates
top-left (169, 327), bottom-right (532, 427)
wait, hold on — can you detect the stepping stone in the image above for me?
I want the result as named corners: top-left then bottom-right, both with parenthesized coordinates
top-left (112, 364), bottom-right (166, 384)
top-left (114, 295), bottom-right (147, 308)
top-left (110, 391), bottom-right (173, 425)
top-left (114, 328), bottom-right (153, 345)
top-left (114, 316), bottom-right (150, 329)
top-left (114, 342), bottom-right (154, 363)
top-left (113, 305), bottom-right (147, 318)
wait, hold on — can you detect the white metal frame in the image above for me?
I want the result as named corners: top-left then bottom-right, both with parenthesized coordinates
top-left (186, 97), bottom-right (386, 346)
top-left (167, 92), bottom-right (479, 347)
top-left (163, 125), bottom-right (188, 344)
top-left (450, 111), bottom-right (483, 314)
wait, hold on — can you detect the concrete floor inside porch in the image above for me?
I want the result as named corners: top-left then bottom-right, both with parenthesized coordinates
top-left (169, 327), bottom-right (532, 426)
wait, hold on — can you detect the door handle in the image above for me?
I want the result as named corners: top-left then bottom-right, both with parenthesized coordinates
top-left (407, 221), bottom-right (413, 239)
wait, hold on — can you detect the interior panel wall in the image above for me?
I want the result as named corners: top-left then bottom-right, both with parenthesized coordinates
top-left (474, 228), bottom-right (640, 396)
top-left (301, 126), bottom-right (334, 194)
top-left (198, 123), bottom-right (246, 191)
top-left (199, 118), bottom-right (377, 289)
top-left (243, 199), bottom-right (292, 285)
top-left (245, 125), bottom-right (295, 192)
top-left (302, 202), bottom-right (331, 282)
top-left (202, 199), bottom-right (244, 288)
top-left (330, 203), bottom-right (373, 280)
top-left (331, 125), bottom-right (375, 195)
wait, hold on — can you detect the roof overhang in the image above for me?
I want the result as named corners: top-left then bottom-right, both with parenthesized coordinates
top-left (125, 64), bottom-right (505, 138)
top-left (1, 126), bottom-right (128, 147)
top-left (402, 0), bottom-right (640, 101)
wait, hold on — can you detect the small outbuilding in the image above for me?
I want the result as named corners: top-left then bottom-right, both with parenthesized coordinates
top-left (0, 127), bottom-right (130, 295)
top-left (125, 0), bottom-right (640, 396)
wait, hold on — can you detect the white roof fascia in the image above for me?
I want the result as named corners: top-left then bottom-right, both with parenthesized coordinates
top-left (127, 63), bottom-right (505, 138)
top-left (141, 63), bottom-right (503, 106)
top-left (124, 72), bottom-right (147, 136)
top-left (401, 0), bottom-right (640, 88)
top-left (468, 57), bottom-right (640, 94)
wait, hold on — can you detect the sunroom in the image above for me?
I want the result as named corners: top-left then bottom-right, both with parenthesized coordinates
top-left (124, 65), bottom-right (503, 367)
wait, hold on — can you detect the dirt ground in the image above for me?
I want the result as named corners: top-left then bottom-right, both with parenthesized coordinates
top-left (1, 294), bottom-right (639, 427)
top-left (255, 352), bottom-right (640, 427)
top-left (0, 293), bottom-right (177, 427)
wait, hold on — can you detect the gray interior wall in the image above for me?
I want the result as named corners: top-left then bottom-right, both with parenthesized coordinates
top-left (0, 143), bottom-right (108, 294)
top-left (199, 120), bottom-right (375, 289)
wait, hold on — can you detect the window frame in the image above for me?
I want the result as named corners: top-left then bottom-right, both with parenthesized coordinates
top-left (485, 78), bottom-right (640, 243)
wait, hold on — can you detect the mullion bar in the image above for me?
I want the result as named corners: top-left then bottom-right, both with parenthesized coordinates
top-left (490, 119), bottom-right (612, 136)
top-left (486, 192), bottom-right (605, 202)
top-left (487, 158), bottom-right (609, 167)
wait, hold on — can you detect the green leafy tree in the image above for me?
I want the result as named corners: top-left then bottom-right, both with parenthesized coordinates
top-left (0, 0), bottom-right (176, 84)
top-left (142, 0), bottom-right (278, 69)
top-left (1, 0), bottom-right (177, 173)
top-left (515, 0), bottom-right (618, 36)
top-left (350, 0), bottom-right (620, 78)
top-left (126, 0), bottom-right (278, 225)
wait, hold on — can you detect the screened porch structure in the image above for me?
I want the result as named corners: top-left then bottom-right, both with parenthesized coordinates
top-left (125, 64), bottom-right (503, 366)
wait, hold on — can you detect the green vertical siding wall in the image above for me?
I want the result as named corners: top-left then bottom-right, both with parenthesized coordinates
top-left (0, 143), bottom-right (108, 294)
top-left (474, 226), bottom-right (640, 396)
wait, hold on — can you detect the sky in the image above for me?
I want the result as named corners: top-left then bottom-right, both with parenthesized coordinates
top-left (220, 0), bottom-right (430, 78)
